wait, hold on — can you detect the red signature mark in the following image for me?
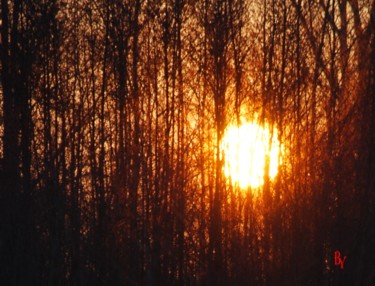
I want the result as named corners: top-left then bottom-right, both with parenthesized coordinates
top-left (334, 250), bottom-right (347, 269)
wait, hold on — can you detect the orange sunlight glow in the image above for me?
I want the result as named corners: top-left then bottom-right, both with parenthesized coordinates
top-left (221, 121), bottom-right (280, 189)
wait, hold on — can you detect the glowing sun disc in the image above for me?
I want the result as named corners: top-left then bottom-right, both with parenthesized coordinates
top-left (221, 121), bottom-right (280, 189)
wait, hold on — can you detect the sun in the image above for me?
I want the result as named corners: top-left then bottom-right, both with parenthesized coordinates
top-left (221, 121), bottom-right (280, 189)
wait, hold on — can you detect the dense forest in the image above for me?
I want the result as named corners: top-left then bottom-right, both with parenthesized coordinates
top-left (1, 0), bottom-right (375, 285)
